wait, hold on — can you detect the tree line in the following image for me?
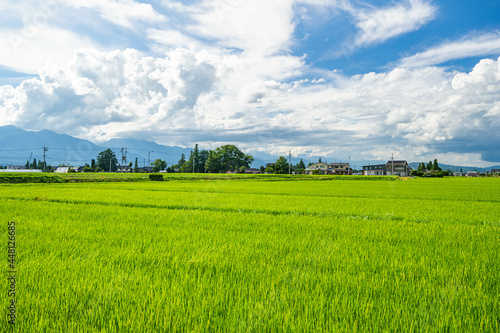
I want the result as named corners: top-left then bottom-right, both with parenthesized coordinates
top-left (92, 145), bottom-right (310, 174)
top-left (411, 159), bottom-right (450, 177)
top-left (91, 144), bottom-right (254, 173)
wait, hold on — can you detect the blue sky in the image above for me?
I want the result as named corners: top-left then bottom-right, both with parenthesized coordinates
top-left (1, 0), bottom-right (499, 166)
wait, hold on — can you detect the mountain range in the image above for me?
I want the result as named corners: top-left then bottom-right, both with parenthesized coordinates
top-left (0, 126), bottom-right (499, 172)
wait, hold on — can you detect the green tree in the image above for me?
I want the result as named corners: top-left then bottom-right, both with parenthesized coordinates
top-left (183, 145), bottom-right (201, 173)
top-left (91, 159), bottom-right (96, 171)
top-left (432, 159), bottom-right (441, 171)
top-left (31, 158), bottom-right (37, 169)
top-left (215, 145), bottom-right (254, 172)
top-left (265, 165), bottom-right (274, 174)
top-left (178, 154), bottom-right (186, 170)
top-left (426, 161), bottom-right (433, 170)
top-left (259, 166), bottom-right (265, 173)
top-left (134, 158), bottom-right (139, 173)
top-left (152, 159), bottom-right (167, 172)
top-left (197, 150), bottom-right (209, 173)
top-left (96, 149), bottom-right (119, 172)
top-left (205, 150), bottom-right (220, 173)
top-left (297, 159), bottom-right (306, 170)
top-left (274, 156), bottom-right (289, 174)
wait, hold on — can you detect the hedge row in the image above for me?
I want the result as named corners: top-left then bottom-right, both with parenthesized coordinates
top-left (0, 174), bottom-right (65, 183)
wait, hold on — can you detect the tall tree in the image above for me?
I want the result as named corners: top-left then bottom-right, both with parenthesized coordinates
top-left (297, 159), bottom-right (306, 170)
top-left (197, 150), bottom-right (209, 173)
top-left (31, 158), bottom-right (37, 169)
top-left (134, 158), bottom-right (138, 173)
top-left (426, 161), bottom-right (433, 170)
top-left (205, 150), bottom-right (220, 173)
top-left (274, 156), bottom-right (289, 174)
top-left (91, 159), bottom-right (96, 171)
top-left (432, 159), bottom-right (441, 171)
top-left (96, 149), bottom-right (118, 172)
top-left (178, 154), bottom-right (186, 169)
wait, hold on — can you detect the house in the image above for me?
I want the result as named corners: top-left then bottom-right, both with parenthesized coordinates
top-left (304, 162), bottom-right (351, 175)
top-left (329, 162), bottom-right (351, 175)
top-left (117, 166), bottom-right (133, 173)
top-left (55, 166), bottom-right (72, 173)
top-left (362, 160), bottom-right (411, 176)
top-left (245, 168), bottom-right (261, 174)
top-left (138, 166), bottom-right (153, 173)
top-left (466, 171), bottom-right (479, 177)
top-left (453, 172), bottom-right (463, 177)
top-left (304, 162), bottom-right (330, 175)
top-left (491, 169), bottom-right (500, 174)
top-left (386, 160), bottom-right (410, 176)
top-left (362, 164), bottom-right (386, 176)
top-left (6, 165), bottom-right (27, 170)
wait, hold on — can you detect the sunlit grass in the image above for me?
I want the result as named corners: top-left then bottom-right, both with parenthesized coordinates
top-left (1, 177), bottom-right (499, 331)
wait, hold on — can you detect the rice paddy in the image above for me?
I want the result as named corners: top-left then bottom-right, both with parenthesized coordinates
top-left (1, 176), bottom-right (499, 332)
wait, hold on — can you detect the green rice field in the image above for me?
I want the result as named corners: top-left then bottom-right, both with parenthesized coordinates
top-left (2, 175), bottom-right (499, 332)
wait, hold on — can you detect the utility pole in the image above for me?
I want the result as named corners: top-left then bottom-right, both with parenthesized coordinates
top-left (348, 156), bottom-right (350, 175)
top-left (109, 155), bottom-right (112, 173)
top-left (391, 154), bottom-right (394, 175)
top-left (121, 147), bottom-right (127, 171)
top-left (148, 151), bottom-right (153, 171)
top-left (289, 150), bottom-right (291, 175)
top-left (43, 146), bottom-right (48, 172)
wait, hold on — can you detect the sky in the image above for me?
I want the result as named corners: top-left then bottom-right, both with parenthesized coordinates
top-left (0, 0), bottom-right (499, 166)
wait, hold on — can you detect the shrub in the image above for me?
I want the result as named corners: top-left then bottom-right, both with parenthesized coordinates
top-left (149, 173), bottom-right (164, 181)
top-left (411, 170), bottom-right (424, 177)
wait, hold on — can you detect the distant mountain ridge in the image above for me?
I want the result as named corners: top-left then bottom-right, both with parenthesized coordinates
top-left (1, 126), bottom-right (499, 171)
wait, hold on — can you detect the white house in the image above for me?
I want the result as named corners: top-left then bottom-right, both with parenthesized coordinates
top-left (55, 166), bottom-right (72, 173)
top-left (304, 162), bottom-right (351, 175)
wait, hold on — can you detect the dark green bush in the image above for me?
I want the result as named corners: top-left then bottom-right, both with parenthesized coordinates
top-left (149, 173), bottom-right (164, 181)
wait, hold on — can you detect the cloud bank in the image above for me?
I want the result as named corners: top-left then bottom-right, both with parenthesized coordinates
top-left (1, 47), bottom-right (499, 164)
top-left (0, 0), bottom-right (499, 166)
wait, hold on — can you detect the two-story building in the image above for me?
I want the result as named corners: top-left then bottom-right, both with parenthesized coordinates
top-left (362, 164), bottom-right (386, 176)
top-left (386, 160), bottom-right (410, 176)
top-left (362, 160), bottom-right (411, 176)
top-left (304, 162), bottom-right (351, 175)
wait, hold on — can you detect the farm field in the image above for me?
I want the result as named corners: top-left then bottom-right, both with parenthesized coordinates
top-left (1, 176), bottom-right (499, 332)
